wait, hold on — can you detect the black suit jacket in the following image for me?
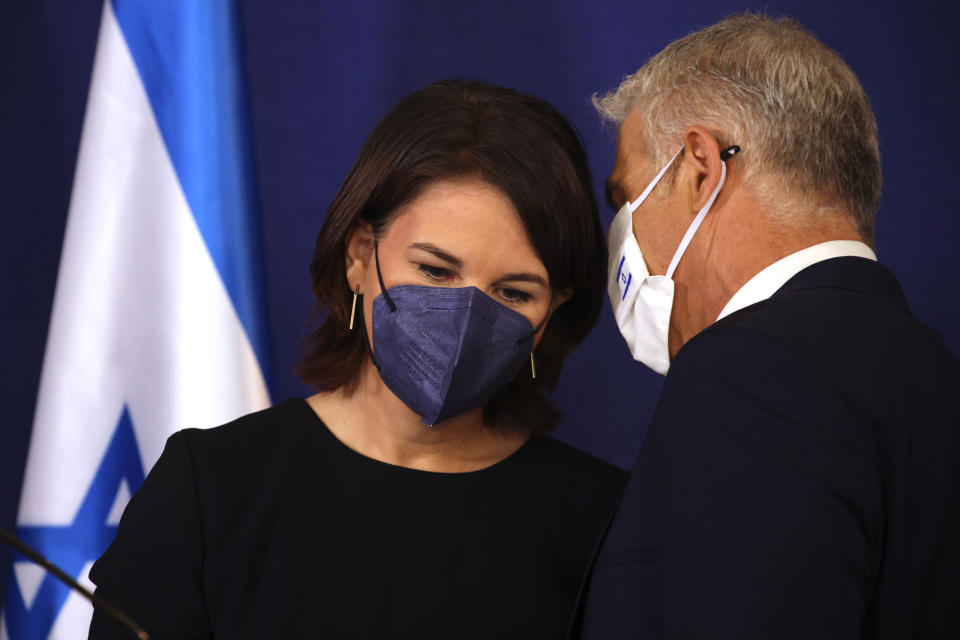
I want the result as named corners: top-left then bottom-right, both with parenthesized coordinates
top-left (572, 257), bottom-right (960, 639)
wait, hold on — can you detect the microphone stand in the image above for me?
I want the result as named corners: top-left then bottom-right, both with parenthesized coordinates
top-left (0, 525), bottom-right (150, 639)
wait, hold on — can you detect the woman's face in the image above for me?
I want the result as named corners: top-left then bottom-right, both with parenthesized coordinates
top-left (347, 176), bottom-right (558, 346)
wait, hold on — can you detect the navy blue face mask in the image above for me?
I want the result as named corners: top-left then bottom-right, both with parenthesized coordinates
top-left (369, 242), bottom-right (547, 426)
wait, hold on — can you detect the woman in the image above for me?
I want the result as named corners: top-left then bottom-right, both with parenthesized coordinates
top-left (89, 80), bottom-right (625, 639)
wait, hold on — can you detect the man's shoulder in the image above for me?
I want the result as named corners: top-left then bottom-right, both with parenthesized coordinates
top-left (670, 261), bottom-right (960, 434)
top-left (667, 323), bottom-right (845, 412)
top-left (719, 259), bottom-right (911, 341)
top-left (705, 258), bottom-right (956, 385)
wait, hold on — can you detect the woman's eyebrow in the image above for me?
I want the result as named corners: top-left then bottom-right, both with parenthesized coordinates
top-left (495, 272), bottom-right (548, 288)
top-left (409, 242), bottom-right (462, 268)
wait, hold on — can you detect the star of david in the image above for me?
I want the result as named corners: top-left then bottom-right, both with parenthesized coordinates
top-left (3, 407), bottom-right (145, 639)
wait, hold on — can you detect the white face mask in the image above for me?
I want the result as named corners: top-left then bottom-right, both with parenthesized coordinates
top-left (607, 145), bottom-right (736, 375)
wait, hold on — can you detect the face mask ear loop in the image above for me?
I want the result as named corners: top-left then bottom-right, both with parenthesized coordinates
top-left (627, 146), bottom-right (685, 213)
top-left (664, 158), bottom-right (728, 279)
top-left (518, 290), bottom-right (554, 345)
top-left (373, 241), bottom-right (397, 312)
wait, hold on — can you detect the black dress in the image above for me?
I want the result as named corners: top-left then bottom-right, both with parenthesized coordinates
top-left (88, 398), bottom-right (626, 639)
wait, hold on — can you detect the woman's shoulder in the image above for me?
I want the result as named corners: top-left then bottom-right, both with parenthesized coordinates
top-left (181, 396), bottom-right (314, 440)
top-left (156, 399), bottom-right (329, 530)
top-left (520, 432), bottom-right (628, 493)
top-left (175, 398), bottom-right (322, 473)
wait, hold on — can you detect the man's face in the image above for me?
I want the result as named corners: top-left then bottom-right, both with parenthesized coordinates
top-left (606, 111), bottom-right (690, 277)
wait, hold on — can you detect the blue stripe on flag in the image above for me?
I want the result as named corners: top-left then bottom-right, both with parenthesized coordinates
top-left (110, 0), bottom-right (271, 380)
top-left (4, 408), bottom-right (145, 638)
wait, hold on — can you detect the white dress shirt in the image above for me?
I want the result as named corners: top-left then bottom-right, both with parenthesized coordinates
top-left (716, 240), bottom-right (877, 321)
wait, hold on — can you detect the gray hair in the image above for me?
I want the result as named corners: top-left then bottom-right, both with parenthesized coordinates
top-left (594, 13), bottom-right (881, 243)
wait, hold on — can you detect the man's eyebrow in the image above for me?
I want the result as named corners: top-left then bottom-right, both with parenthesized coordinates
top-left (409, 242), bottom-right (463, 268)
top-left (494, 272), bottom-right (549, 288)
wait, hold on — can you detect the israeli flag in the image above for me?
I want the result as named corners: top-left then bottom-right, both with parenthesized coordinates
top-left (1, 0), bottom-right (271, 637)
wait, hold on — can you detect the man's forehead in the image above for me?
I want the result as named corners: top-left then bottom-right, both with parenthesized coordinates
top-left (608, 112), bottom-right (649, 203)
top-left (617, 111), bottom-right (645, 161)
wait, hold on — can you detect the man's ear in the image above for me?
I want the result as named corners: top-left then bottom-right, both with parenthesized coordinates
top-left (345, 222), bottom-right (375, 293)
top-left (682, 126), bottom-right (724, 212)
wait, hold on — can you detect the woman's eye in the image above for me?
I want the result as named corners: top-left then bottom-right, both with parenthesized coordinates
top-left (500, 288), bottom-right (531, 303)
top-left (418, 264), bottom-right (452, 280)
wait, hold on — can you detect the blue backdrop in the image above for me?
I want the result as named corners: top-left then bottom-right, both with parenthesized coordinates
top-left (2, 0), bottom-right (958, 610)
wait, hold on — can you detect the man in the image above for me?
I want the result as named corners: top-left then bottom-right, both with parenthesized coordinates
top-left (572, 13), bottom-right (960, 639)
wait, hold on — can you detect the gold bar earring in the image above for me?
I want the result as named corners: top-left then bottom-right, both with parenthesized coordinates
top-left (349, 287), bottom-right (359, 330)
top-left (530, 352), bottom-right (536, 379)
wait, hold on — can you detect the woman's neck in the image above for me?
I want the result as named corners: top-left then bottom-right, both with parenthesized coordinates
top-left (307, 358), bottom-right (529, 473)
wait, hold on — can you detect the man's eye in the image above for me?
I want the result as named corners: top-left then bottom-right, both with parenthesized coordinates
top-left (418, 264), bottom-right (452, 280)
top-left (605, 190), bottom-right (618, 213)
top-left (500, 288), bottom-right (531, 303)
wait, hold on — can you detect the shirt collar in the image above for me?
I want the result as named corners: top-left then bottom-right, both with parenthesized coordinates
top-left (716, 240), bottom-right (877, 321)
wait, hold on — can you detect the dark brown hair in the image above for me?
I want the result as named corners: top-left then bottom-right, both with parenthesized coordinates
top-left (296, 79), bottom-right (605, 431)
